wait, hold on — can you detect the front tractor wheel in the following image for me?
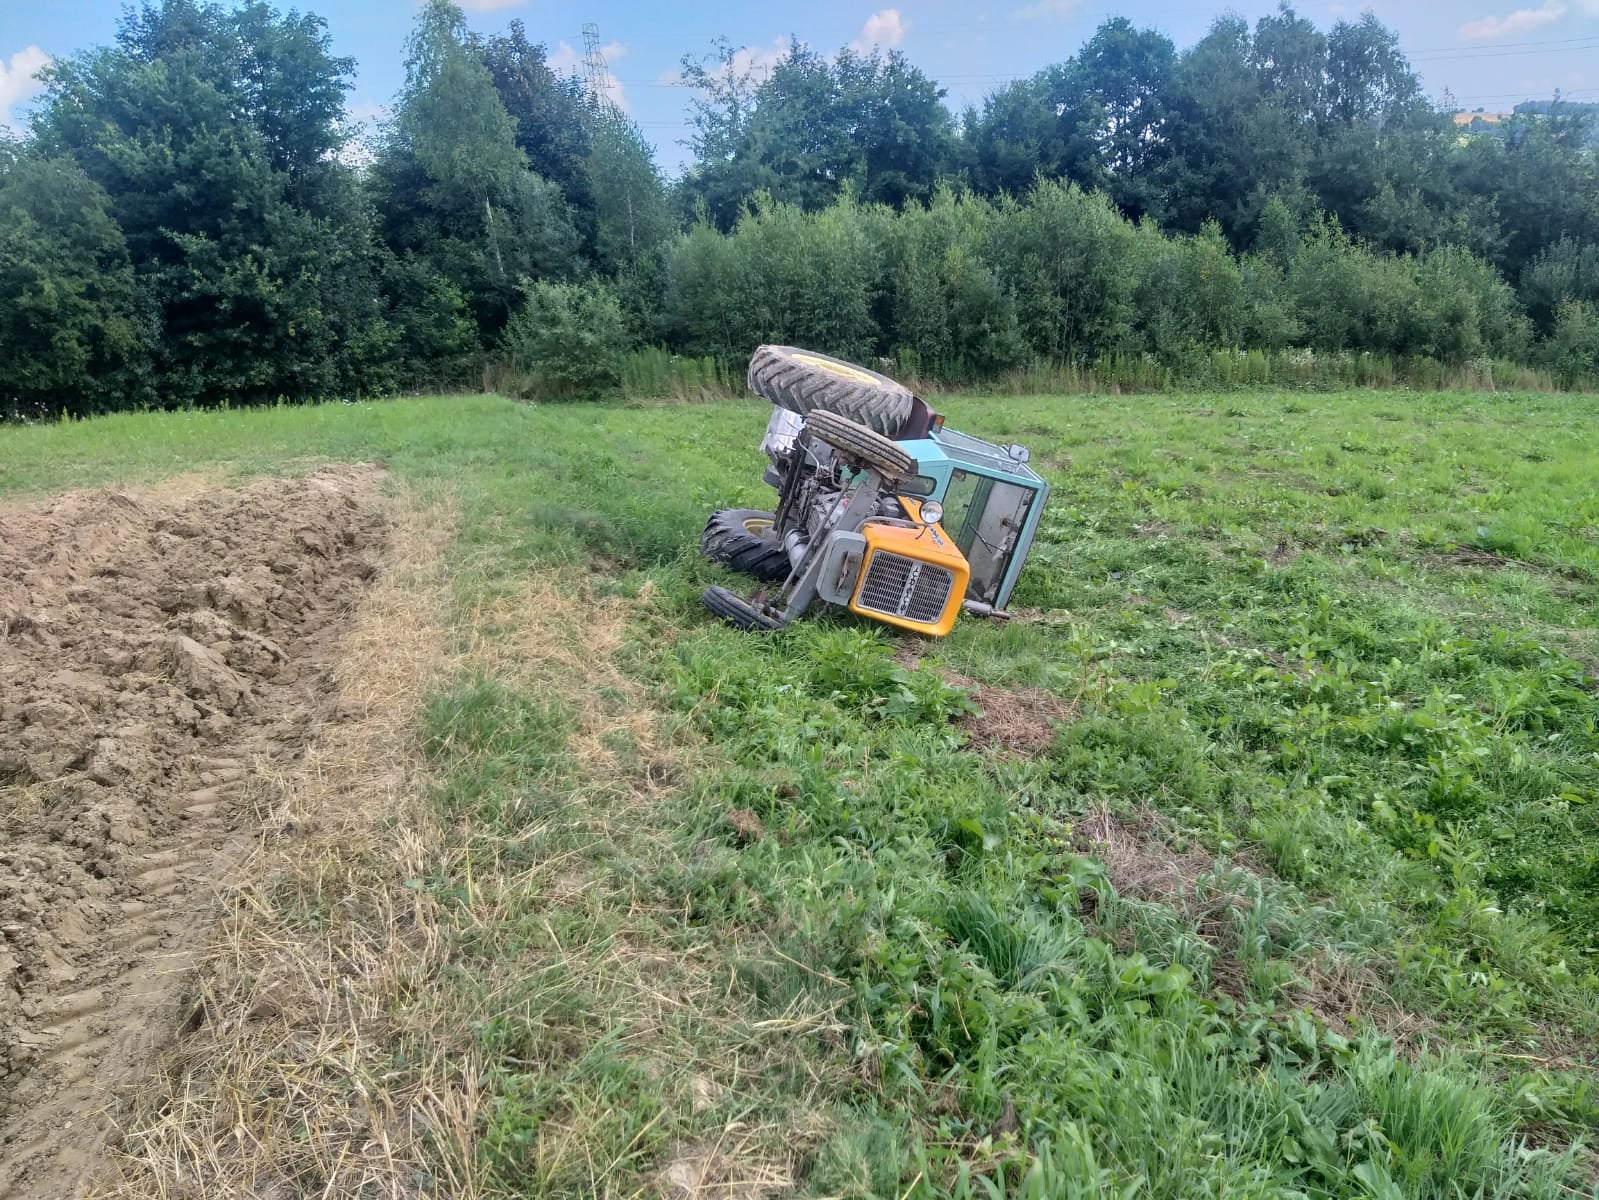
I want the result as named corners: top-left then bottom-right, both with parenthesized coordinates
top-left (805, 409), bottom-right (916, 479)
top-left (702, 585), bottom-right (783, 632)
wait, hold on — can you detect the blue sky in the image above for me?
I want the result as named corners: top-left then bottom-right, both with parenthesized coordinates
top-left (3, 0), bottom-right (1597, 173)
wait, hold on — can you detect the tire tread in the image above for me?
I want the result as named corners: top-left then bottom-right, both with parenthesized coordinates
top-left (805, 410), bottom-right (916, 478)
top-left (747, 345), bottom-right (915, 436)
top-left (703, 585), bottom-right (782, 631)
top-left (701, 509), bottom-right (790, 583)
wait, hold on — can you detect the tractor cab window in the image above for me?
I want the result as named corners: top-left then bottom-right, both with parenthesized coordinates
top-left (939, 470), bottom-right (1036, 606)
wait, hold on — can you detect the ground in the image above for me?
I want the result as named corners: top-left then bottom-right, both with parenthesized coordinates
top-left (0, 467), bottom-right (384, 1197)
top-left (0, 389), bottom-right (1596, 1198)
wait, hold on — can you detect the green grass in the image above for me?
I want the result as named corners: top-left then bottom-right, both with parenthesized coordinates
top-left (5, 389), bottom-right (1598, 1197)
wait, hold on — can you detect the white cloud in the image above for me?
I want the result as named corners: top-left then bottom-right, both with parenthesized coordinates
top-left (730, 39), bottom-right (790, 78)
top-left (1457, 1), bottom-right (1567, 39)
top-left (549, 39), bottom-right (630, 113)
top-left (1009, 0), bottom-right (1087, 20)
top-left (853, 9), bottom-right (910, 51)
top-left (598, 42), bottom-right (629, 112)
top-left (456, 0), bottom-right (526, 11)
top-left (549, 40), bottom-right (581, 74)
top-left (0, 45), bottom-right (51, 133)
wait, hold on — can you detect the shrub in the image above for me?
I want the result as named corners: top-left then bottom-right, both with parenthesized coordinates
top-left (1412, 245), bottom-right (1531, 364)
top-left (662, 191), bottom-right (879, 362)
top-left (1542, 299), bottom-right (1599, 388)
top-left (378, 254), bottom-right (479, 388)
top-left (662, 219), bottom-right (757, 361)
top-left (993, 179), bottom-right (1142, 362)
top-left (1239, 256), bottom-right (1303, 350)
top-left (501, 278), bottom-right (631, 399)
top-left (1521, 236), bottom-right (1599, 333)
top-left (655, 182), bottom-right (1590, 392)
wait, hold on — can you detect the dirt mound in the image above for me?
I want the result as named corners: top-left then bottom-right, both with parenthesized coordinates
top-left (0, 466), bottom-right (384, 1198)
top-left (895, 642), bottom-right (1075, 756)
top-left (957, 681), bottom-right (1075, 756)
top-left (1074, 807), bottom-right (1216, 908)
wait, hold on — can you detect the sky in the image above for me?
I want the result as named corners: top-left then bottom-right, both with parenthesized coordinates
top-left (2, 0), bottom-right (1597, 173)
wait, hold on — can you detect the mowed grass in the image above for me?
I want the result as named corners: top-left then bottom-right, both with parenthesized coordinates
top-left (4, 390), bottom-right (1598, 1197)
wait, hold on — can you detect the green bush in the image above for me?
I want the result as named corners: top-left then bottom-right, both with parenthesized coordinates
top-left (1542, 299), bottom-right (1599, 388)
top-left (664, 191), bottom-right (879, 362)
top-left (654, 183), bottom-right (1595, 391)
top-left (994, 180), bottom-right (1142, 362)
top-left (1520, 236), bottom-right (1599, 333)
top-left (377, 253), bottom-right (479, 390)
top-left (501, 278), bottom-right (631, 399)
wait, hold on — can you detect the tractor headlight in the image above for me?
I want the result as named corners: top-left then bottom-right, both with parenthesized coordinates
top-left (919, 500), bottom-right (943, 526)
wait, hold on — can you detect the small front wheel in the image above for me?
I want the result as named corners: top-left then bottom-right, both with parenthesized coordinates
top-left (702, 585), bottom-right (784, 632)
top-left (805, 409), bottom-right (916, 479)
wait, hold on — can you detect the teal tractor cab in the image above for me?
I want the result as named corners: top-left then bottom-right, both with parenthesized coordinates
top-left (880, 424), bottom-right (1049, 616)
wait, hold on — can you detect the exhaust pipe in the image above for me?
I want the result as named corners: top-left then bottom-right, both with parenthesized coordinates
top-left (960, 600), bottom-right (1011, 620)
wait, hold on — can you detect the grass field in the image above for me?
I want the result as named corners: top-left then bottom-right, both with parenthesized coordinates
top-left (4, 389), bottom-right (1598, 1198)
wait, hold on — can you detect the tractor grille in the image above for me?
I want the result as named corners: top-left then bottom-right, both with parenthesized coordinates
top-left (856, 552), bottom-right (954, 624)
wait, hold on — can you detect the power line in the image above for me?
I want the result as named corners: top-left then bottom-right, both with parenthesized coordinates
top-left (1449, 87), bottom-right (1599, 102)
top-left (629, 84), bottom-right (1599, 132)
top-left (610, 28), bottom-right (1599, 78)
top-left (615, 15), bottom-right (1599, 57)
top-left (1411, 41), bottom-right (1599, 63)
top-left (1409, 32), bottom-right (1599, 54)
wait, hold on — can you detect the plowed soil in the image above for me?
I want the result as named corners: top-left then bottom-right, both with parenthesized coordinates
top-left (0, 466), bottom-right (384, 1199)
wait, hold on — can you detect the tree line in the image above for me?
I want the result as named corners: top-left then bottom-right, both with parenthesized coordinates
top-left (1, 0), bottom-right (1596, 417)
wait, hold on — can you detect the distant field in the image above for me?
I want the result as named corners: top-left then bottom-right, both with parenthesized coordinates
top-left (2, 390), bottom-right (1597, 1197)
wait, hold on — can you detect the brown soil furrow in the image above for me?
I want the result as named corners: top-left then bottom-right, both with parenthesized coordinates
top-left (0, 465), bottom-right (385, 1200)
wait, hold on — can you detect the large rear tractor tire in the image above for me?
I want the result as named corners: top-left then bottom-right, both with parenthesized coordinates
top-left (701, 509), bottom-right (790, 584)
top-left (747, 346), bottom-right (915, 437)
top-left (805, 409), bottom-right (917, 479)
top-left (702, 585), bottom-right (784, 632)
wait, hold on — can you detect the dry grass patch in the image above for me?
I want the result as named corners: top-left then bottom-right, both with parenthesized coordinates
top-left (487, 579), bottom-right (661, 781)
top-left (1074, 808), bottom-right (1404, 1028)
top-left (93, 486), bottom-right (477, 1199)
top-left (1074, 807), bottom-right (1218, 911)
top-left (895, 641), bottom-right (1077, 756)
top-left (657, 1133), bottom-right (796, 1199)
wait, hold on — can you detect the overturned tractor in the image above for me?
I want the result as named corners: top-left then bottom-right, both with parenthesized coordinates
top-left (701, 346), bottom-right (1049, 637)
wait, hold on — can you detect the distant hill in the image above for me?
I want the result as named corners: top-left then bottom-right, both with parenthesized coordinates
top-left (1449, 101), bottom-right (1599, 145)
